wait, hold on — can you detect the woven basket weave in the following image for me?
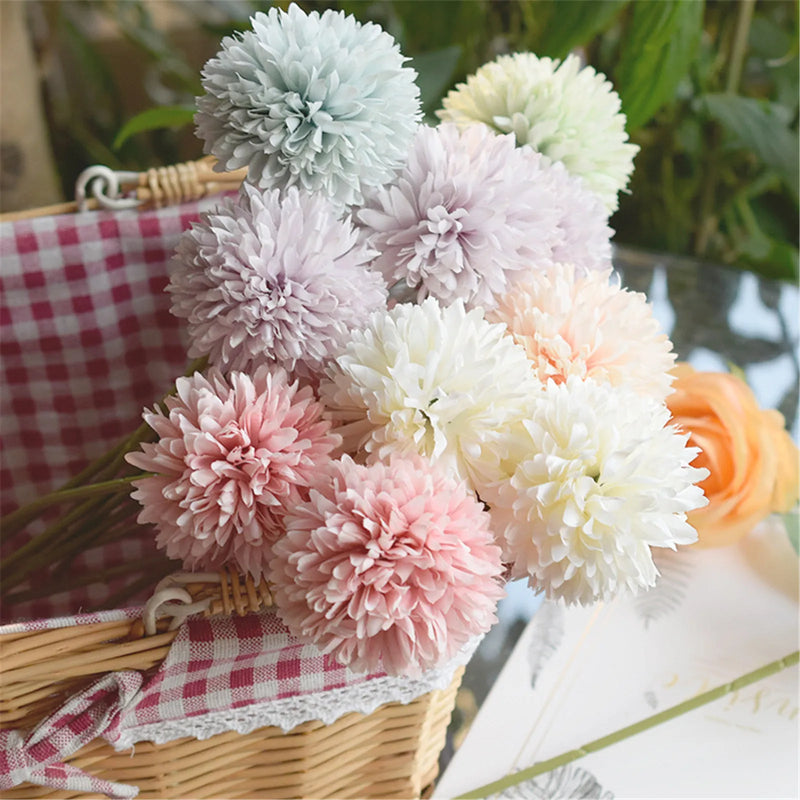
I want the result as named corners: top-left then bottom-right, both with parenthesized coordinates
top-left (0, 161), bottom-right (463, 798)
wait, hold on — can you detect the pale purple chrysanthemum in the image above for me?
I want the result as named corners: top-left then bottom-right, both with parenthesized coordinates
top-left (168, 184), bottom-right (387, 381)
top-left (195, 4), bottom-right (421, 209)
top-left (270, 454), bottom-right (505, 676)
top-left (125, 367), bottom-right (340, 579)
top-left (358, 123), bottom-right (612, 310)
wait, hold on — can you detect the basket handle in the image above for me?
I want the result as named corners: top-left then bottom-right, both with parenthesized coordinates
top-left (141, 567), bottom-right (274, 636)
top-left (75, 156), bottom-right (246, 212)
top-left (0, 156), bottom-right (245, 222)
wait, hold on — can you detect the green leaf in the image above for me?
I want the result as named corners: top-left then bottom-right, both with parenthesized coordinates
top-left (113, 106), bottom-right (196, 150)
top-left (534, 0), bottom-right (630, 60)
top-left (409, 46), bottom-right (463, 113)
top-left (700, 93), bottom-right (799, 202)
top-left (614, 0), bottom-right (705, 132)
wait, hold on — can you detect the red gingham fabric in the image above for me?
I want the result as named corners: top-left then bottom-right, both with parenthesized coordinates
top-left (0, 199), bottom-right (223, 622)
top-left (0, 671), bottom-right (142, 798)
top-left (108, 608), bottom-right (388, 747)
top-left (106, 607), bottom-right (470, 750)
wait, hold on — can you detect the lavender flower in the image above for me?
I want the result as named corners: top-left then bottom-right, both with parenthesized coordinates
top-left (168, 184), bottom-right (387, 381)
top-left (357, 124), bottom-right (612, 309)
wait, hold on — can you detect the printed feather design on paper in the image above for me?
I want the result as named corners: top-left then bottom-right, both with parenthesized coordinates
top-left (634, 547), bottom-right (694, 629)
top-left (526, 600), bottom-right (565, 689)
top-left (497, 764), bottom-right (615, 799)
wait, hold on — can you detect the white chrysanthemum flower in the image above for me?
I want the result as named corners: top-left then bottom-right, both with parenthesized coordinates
top-left (168, 184), bottom-right (387, 380)
top-left (483, 377), bottom-right (708, 606)
top-left (438, 53), bottom-right (638, 212)
top-left (320, 297), bottom-right (541, 488)
top-left (487, 263), bottom-right (676, 401)
top-left (196, 4), bottom-right (421, 208)
top-left (358, 124), bottom-right (612, 309)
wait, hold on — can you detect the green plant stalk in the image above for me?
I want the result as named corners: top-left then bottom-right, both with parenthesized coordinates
top-left (726, 0), bottom-right (755, 95)
top-left (455, 650), bottom-right (799, 799)
top-left (0, 358), bottom-right (206, 544)
top-left (1, 481), bottom-right (150, 591)
top-left (1, 494), bottom-right (116, 585)
top-left (51, 500), bottom-right (140, 573)
top-left (0, 475), bottom-right (147, 543)
top-left (694, 0), bottom-right (756, 259)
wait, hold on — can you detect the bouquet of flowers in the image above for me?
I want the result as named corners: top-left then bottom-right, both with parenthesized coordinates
top-left (5, 3), bottom-right (797, 685)
top-left (122, 2), bottom-right (705, 679)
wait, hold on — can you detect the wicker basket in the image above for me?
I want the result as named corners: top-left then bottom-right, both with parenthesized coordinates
top-left (0, 571), bottom-right (463, 799)
top-left (0, 163), bottom-right (464, 798)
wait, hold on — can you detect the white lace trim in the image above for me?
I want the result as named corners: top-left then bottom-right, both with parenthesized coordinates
top-left (112, 639), bottom-right (478, 750)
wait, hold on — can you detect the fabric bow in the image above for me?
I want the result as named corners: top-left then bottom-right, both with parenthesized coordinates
top-left (0, 670), bottom-right (142, 798)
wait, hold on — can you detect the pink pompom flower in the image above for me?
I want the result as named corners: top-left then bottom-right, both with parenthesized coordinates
top-left (126, 366), bottom-right (340, 579)
top-left (270, 455), bottom-right (506, 676)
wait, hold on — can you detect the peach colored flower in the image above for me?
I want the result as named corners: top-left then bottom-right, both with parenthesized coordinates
top-left (487, 263), bottom-right (675, 401)
top-left (666, 364), bottom-right (799, 547)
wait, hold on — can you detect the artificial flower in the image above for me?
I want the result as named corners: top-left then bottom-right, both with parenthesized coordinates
top-left (666, 364), bottom-right (799, 547)
top-left (438, 52), bottom-right (638, 212)
top-left (195, 4), bottom-right (421, 208)
top-left (483, 377), bottom-right (708, 605)
top-left (358, 123), bottom-right (612, 309)
top-left (125, 367), bottom-right (340, 579)
top-left (270, 454), bottom-right (505, 676)
top-left (487, 263), bottom-right (676, 400)
top-left (320, 297), bottom-right (541, 489)
top-left (168, 184), bottom-right (386, 380)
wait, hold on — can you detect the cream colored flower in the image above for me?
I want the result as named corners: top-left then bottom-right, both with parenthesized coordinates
top-left (320, 298), bottom-right (540, 490)
top-left (438, 52), bottom-right (638, 212)
top-left (483, 377), bottom-right (708, 605)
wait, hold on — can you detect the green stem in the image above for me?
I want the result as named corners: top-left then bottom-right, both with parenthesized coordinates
top-left (0, 475), bottom-right (148, 540)
top-left (455, 651), bottom-right (800, 799)
top-left (2, 492), bottom-right (143, 593)
top-left (726, 0), bottom-right (755, 95)
top-left (2, 355), bottom-right (206, 537)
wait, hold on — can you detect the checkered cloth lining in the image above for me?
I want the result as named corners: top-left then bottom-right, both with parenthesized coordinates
top-left (109, 609), bottom-right (391, 746)
top-left (0, 198), bottom-right (223, 623)
top-left (109, 607), bottom-right (468, 747)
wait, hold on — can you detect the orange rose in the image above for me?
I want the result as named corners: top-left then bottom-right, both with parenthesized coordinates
top-left (666, 363), bottom-right (799, 547)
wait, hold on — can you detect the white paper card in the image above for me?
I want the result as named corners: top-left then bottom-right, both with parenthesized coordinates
top-left (435, 518), bottom-right (799, 799)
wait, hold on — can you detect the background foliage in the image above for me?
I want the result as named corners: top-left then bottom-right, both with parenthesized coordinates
top-left (29, 0), bottom-right (799, 281)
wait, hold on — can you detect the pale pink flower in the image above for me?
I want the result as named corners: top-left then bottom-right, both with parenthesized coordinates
top-left (126, 367), bottom-right (340, 579)
top-left (487, 263), bottom-right (676, 401)
top-left (270, 455), bottom-right (505, 676)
